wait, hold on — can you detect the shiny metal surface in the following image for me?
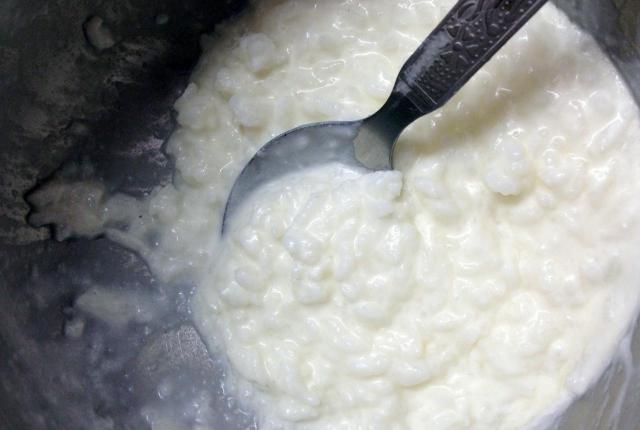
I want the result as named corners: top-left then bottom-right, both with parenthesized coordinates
top-left (0, 0), bottom-right (639, 429)
top-left (0, 1), bottom-right (253, 429)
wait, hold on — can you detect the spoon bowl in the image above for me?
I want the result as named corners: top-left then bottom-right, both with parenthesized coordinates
top-left (223, 120), bottom-right (363, 227)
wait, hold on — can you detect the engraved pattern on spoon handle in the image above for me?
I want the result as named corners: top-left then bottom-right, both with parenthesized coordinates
top-left (397, 0), bottom-right (548, 113)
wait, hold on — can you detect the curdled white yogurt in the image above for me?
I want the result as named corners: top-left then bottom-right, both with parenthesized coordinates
top-left (27, 0), bottom-right (640, 429)
top-left (180, 1), bottom-right (640, 429)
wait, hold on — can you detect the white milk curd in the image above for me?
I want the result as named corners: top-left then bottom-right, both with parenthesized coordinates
top-left (27, 0), bottom-right (640, 429)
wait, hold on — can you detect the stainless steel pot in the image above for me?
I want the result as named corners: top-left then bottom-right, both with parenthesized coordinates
top-left (1, 1), bottom-right (639, 429)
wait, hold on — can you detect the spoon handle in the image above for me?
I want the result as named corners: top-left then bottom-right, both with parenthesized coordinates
top-left (394, 0), bottom-right (548, 117)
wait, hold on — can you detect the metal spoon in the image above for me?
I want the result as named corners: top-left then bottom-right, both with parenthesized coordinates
top-left (223, 0), bottom-right (548, 232)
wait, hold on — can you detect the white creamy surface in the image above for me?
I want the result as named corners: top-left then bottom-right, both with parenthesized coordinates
top-left (27, 0), bottom-right (640, 429)
top-left (184, 1), bottom-right (640, 428)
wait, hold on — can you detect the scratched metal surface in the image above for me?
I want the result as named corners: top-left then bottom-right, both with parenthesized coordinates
top-left (0, 0), bottom-right (639, 429)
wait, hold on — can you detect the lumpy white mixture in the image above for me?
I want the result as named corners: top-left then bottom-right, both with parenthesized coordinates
top-left (28, 0), bottom-right (640, 429)
top-left (186, 1), bottom-right (640, 428)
